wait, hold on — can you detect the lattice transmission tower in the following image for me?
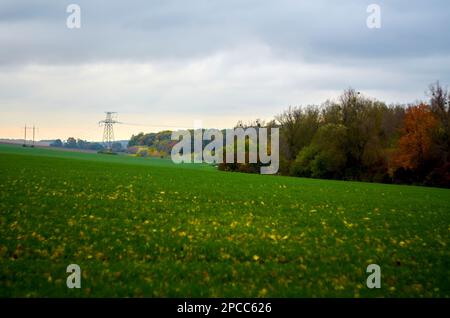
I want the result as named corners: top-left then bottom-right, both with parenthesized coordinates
top-left (99, 112), bottom-right (119, 152)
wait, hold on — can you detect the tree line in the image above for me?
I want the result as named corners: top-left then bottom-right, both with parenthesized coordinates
top-left (50, 137), bottom-right (123, 152)
top-left (229, 82), bottom-right (449, 187)
top-left (127, 131), bottom-right (174, 157)
top-left (129, 82), bottom-right (449, 188)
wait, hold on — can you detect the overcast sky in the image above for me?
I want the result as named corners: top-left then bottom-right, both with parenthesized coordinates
top-left (1, 0), bottom-right (449, 140)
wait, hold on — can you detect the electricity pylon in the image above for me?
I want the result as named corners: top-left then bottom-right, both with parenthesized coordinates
top-left (99, 112), bottom-right (119, 152)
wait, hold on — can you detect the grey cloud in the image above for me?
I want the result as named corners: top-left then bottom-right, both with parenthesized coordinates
top-left (0, 0), bottom-right (449, 66)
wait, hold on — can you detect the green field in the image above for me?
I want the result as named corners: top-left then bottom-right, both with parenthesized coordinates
top-left (0, 144), bottom-right (449, 297)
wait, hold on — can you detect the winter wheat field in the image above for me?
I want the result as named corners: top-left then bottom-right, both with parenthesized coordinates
top-left (0, 144), bottom-right (449, 297)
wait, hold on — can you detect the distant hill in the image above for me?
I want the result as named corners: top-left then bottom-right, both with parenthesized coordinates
top-left (0, 139), bottom-right (129, 148)
top-left (0, 139), bottom-right (52, 147)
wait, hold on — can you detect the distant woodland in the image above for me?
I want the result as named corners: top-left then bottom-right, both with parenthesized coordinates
top-left (130, 82), bottom-right (450, 188)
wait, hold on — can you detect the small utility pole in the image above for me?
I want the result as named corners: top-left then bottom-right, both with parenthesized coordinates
top-left (32, 125), bottom-right (36, 147)
top-left (23, 124), bottom-right (27, 147)
top-left (23, 124), bottom-right (37, 147)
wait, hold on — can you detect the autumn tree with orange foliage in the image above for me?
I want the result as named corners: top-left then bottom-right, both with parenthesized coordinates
top-left (391, 104), bottom-right (438, 181)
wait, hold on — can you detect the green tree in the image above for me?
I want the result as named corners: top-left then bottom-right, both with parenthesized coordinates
top-left (292, 124), bottom-right (347, 179)
top-left (65, 137), bottom-right (77, 149)
top-left (50, 139), bottom-right (63, 147)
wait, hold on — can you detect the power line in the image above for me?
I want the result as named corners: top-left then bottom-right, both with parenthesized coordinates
top-left (119, 122), bottom-right (191, 129)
